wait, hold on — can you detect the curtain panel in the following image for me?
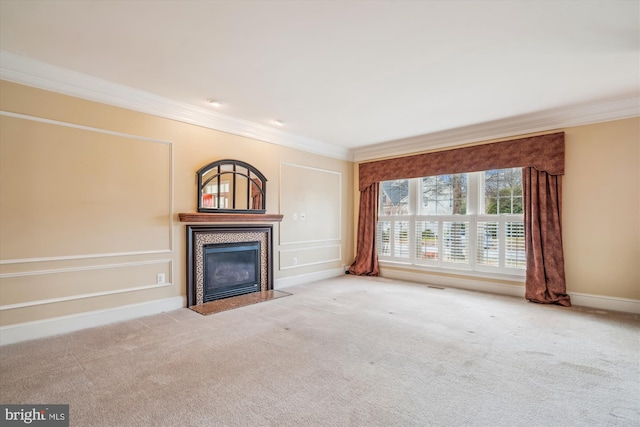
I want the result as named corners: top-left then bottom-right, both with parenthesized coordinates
top-left (348, 183), bottom-right (381, 276)
top-left (351, 132), bottom-right (571, 306)
top-left (524, 167), bottom-right (571, 306)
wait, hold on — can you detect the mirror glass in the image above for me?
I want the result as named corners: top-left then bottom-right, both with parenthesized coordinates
top-left (234, 166), bottom-right (249, 210)
top-left (197, 160), bottom-right (267, 213)
top-left (201, 173), bottom-right (218, 208)
top-left (250, 177), bottom-right (263, 210)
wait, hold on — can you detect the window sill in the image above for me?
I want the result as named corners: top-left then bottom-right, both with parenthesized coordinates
top-left (378, 260), bottom-right (525, 283)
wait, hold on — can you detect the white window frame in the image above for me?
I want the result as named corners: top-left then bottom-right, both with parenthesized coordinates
top-left (377, 170), bottom-right (526, 279)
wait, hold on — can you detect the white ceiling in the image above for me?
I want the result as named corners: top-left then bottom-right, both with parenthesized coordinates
top-left (1, 0), bottom-right (638, 160)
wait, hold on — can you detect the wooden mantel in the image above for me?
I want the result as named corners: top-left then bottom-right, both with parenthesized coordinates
top-left (178, 213), bottom-right (284, 223)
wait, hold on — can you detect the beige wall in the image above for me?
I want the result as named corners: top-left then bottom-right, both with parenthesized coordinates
top-left (359, 117), bottom-right (640, 301)
top-left (563, 118), bottom-right (639, 299)
top-left (0, 81), bottom-right (354, 327)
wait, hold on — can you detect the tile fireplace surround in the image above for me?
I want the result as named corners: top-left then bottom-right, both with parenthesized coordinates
top-left (182, 215), bottom-right (281, 308)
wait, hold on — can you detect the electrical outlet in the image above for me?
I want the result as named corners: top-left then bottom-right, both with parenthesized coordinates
top-left (293, 212), bottom-right (298, 221)
top-left (300, 212), bottom-right (306, 220)
top-left (157, 273), bottom-right (165, 284)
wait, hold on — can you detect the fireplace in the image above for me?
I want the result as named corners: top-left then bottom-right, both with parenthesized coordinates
top-left (186, 224), bottom-right (274, 307)
top-left (203, 241), bottom-right (260, 302)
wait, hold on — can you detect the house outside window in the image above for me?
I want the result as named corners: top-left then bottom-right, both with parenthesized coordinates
top-left (378, 168), bottom-right (525, 277)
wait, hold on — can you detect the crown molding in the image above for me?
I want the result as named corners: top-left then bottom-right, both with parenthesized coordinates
top-left (2, 51), bottom-right (637, 164)
top-left (0, 51), bottom-right (352, 161)
top-left (353, 95), bottom-right (640, 162)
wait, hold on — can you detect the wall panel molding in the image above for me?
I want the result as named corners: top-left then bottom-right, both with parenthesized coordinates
top-left (0, 260), bottom-right (173, 311)
top-left (0, 259), bottom-right (172, 278)
top-left (0, 111), bottom-right (173, 145)
top-left (279, 244), bottom-right (341, 270)
top-left (279, 163), bottom-right (342, 245)
top-left (0, 283), bottom-right (173, 311)
top-left (0, 111), bottom-right (173, 261)
top-left (275, 267), bottom-right (344, 289)
top-left (0, 250), bottom-right (173, 266)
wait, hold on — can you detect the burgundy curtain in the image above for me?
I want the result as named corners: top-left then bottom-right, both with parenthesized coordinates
top-left (348, 183), bottom-right (380, 276)
top-left (523, 167), bottom-right (571, 306)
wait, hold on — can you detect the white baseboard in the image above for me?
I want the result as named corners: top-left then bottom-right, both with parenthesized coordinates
top-left (569, 292), bottom-right (640, 314)
top-left (380, 268), bottom-right (640, 314)
top-left (275, 267), bottom-right (345, 289)
top-left (0, 296), bottom-right (186, 346)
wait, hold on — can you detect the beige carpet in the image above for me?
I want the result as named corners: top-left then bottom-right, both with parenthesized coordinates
top-left (1, 276), bottom-right (638, 426)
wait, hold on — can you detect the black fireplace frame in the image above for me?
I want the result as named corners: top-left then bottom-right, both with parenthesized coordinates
top-left (186, 224), bottom-right (274, 307)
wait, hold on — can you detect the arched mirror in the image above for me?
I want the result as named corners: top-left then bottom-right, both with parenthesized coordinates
top-left (197, 159), bottom-right (267, 213)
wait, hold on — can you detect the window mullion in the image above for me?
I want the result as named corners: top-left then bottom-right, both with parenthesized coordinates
top-left (409, 217), bottom-right (416, 264)
top-left (390, 219), bottom-right (396, 259)
top-left (409, 178), bottom-right (419, 263)
top-left (410, 178), bottom-right (419, 215)
top-left (467, 172), bottom-right (480, 215)
top-left (498, 217), bottom-right (506, 269)
top-left (469, 216), bottom-right (477, 271)
top-left (437, 218), bottom-right (444, 266)
top-left (468, 172), bottom-right (481, 270)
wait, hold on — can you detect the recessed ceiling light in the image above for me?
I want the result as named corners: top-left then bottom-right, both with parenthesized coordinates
top-left (206, 99), bottom-right (221, 107)
top-left (272, 119), bottom-right (285, 127)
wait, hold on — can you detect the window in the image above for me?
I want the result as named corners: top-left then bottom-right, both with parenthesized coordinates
top-left (380, 180), bottom-right (410, 215)
top-left (484, 168), bottom-right (522, 214)
top-left (378, 168), bottom-right (525, 276)
top-left (422, 174), bottom-right (467, 215)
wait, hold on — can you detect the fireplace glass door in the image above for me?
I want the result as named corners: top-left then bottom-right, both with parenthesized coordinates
top-left (203, 241), bottom-right (261, 302)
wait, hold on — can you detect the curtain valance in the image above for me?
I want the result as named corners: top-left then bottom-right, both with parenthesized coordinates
top-left (358, 132), bottom-right (564, 191)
